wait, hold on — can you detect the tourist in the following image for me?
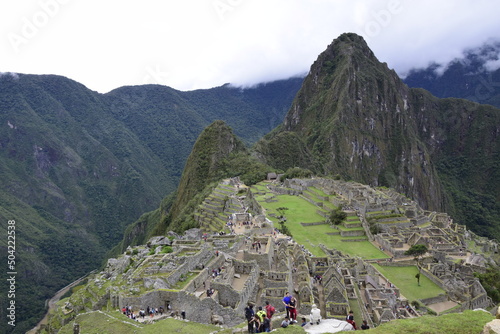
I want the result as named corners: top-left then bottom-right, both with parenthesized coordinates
top-left (346, 310), bottom-right (357, 329)
top-left (250, 314), bottom-right (261, 333)
top-left (245, 304), bottom-right (255, 333)
top-left (301, 317), bottom-right (307, 327)
top-left (361, 319), bottom-right (370, 330)
top-left (264, 301), bottom-right (276, 319)
top-left (256, 306), bottom-right (266, 323)
top-left (310, 304), bottom-right (321, 325)
top-left (288, 295), bottom-right (298, 323)
top-left (261, 313), bottom-right (271, 332)
top-left (281, 316), bottom-right (290, 328)
top-left (282, 291), bottom-right (292, 318)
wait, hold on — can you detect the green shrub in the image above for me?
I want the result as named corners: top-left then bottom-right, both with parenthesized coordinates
top-left (161, 246), bottom-right (173, 254)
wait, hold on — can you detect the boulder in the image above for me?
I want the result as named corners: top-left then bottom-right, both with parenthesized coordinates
top-left (483, 319), bottom-right (500, 334)
top-left (211, 314), bottom-right (224, 325)
top-left (148, 236), bottom-right (172, 247)
top-left (106, 255), bottom-right (131, 276)
top-left (184, 228), bottom-right (203, 240)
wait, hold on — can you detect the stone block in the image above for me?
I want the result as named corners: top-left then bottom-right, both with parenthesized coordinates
top-left (483, 319), bottom-right (500, 334)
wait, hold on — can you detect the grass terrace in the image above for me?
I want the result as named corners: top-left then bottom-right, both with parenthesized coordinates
top-left (257, 194), bottom-right (388, 259)
top-left (372, 264), bottom-right (446, 301)
top-left (308, 186), bottom-right (329, 197)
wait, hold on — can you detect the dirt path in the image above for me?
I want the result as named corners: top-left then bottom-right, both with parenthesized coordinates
top-left (27, 271), bottom-right (95, 334)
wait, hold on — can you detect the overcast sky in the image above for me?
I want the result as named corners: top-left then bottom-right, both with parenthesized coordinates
top-left (1, 0), bottom-right (499, 93)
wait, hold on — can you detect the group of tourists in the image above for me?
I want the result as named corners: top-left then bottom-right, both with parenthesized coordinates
top-left (121, 305), bottom-right (166, 320)
top-left (244, 301), bottom-right (276, 333)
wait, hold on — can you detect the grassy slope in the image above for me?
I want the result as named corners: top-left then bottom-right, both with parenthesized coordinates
top-left (346, 310), bottom-right (494, 334)
top-left (56, 309), bottom-right (494, 334)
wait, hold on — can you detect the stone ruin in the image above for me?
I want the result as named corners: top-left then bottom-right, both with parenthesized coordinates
top-left (65, 177), bottom-right (496, 330)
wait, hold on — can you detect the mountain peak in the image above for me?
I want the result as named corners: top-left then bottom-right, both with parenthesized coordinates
top-left (169, 120), bottom-right (246, 222)
top-left (327, 32), bottom-right (373, 56)
top-left (283, 32), bottom-right (401, 132)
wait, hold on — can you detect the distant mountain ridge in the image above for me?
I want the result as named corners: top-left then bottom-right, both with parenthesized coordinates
top-left (0, 74), bottom-right (301, 333)
top-left (404, 41), bottom-right (500, 107)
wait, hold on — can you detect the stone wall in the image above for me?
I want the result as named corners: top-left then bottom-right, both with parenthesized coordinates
top-left (340, 230), bottom-right (366, 237)
top-left (211, 281), bottom-right (241, 308)
top-left (232, 259), bottom-right (260, 314)
top-left (165, 247), bottom-right (213, 287)
top-left (120, 289), bottom-right (245, 326)
top-left (420, 294), bottom-right (448, 305)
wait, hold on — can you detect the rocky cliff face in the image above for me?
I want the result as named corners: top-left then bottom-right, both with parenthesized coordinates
top-left (256, 33), bottom-right (500, 239)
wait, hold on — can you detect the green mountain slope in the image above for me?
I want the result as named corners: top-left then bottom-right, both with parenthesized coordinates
top-left (0, 73), bottom-right (300, 333)
top-left (255, 33), bottom-right (500, 241)
top-left (118, 120), bottom-right (271, 248)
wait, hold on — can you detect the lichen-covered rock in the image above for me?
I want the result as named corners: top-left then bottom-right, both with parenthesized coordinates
top-left (184, 228), bottom-right (203, 240)
top-left (148, 236), bottom-right (172, 247)
top-left (211, 314), bottom-right (224, 325)
top-left (483, 319), bottom-right (500, 334)
top-left (105, 255), bottom-right (131, 276)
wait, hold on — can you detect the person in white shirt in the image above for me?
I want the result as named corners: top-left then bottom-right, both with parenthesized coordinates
top-left (310, 304), bottom-right (321, 325)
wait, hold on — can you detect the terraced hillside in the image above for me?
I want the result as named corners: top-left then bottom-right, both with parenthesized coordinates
top-left (43, 177), bottom-right (497, 334)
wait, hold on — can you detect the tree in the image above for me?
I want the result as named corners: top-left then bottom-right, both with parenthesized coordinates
top-left (276, 207), bottom-right (292, 236)
top-left (329, 207), bottom-right (347, 226)
top-left (404, 244), bottom-right (428, 267)
top-left (276, 207), bottom-right (289, 219)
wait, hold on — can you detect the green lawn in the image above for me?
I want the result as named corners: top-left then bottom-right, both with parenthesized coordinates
top-left (261, 194), bottom-right (325, 223)
top-left (372, 264), bottom-right (446, 301)
top-left (257, 194), bottom-right (387, 259)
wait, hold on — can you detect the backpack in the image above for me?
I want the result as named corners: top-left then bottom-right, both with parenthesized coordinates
top-left (266, 305), bottom-right (275, 317)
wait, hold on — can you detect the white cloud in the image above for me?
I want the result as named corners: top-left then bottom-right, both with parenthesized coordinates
top-left (1, 0), bottom-right (499, 92)
top-left (484, 59), bottom-right (500, 72)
